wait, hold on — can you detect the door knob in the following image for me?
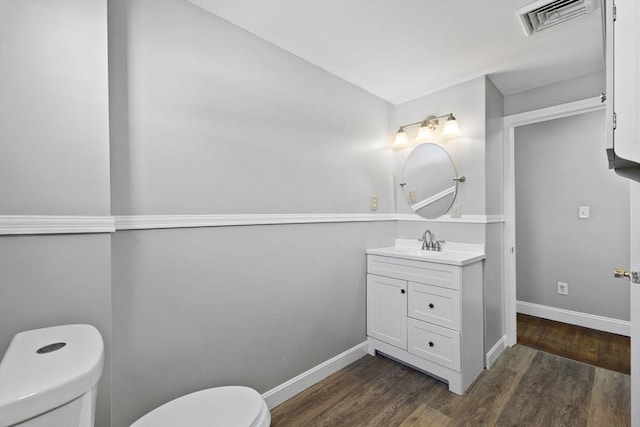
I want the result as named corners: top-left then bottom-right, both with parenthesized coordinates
top-left (614, 268), bottom-right (631, 278)
top-left (614, 268), bottom-right (639, 284)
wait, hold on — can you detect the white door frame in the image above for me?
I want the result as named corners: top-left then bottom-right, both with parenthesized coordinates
top-left (502, 96), bottom-right (606, 346)
top-left (631, 182), bottom-right (640, 426)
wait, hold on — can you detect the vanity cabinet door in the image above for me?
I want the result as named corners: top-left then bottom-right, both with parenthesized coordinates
top-left (366, 274), bottom-right (407, 350)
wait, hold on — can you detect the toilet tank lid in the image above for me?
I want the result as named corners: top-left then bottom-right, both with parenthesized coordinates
top-left (0, 324), bottom-right (104, 427)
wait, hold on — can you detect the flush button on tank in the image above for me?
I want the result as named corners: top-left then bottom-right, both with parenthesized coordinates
top-left (36, 342), bottom-right (67, 354)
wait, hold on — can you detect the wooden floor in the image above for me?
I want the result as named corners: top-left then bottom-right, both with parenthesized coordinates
top-left (517, 313), bottom-right (631, 375)
top-left (271, 345), bottom-right (630, 426)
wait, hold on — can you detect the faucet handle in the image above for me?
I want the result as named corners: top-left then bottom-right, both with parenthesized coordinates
top-left (419, 238), bottom-right (428, 250)
top-left (435, 240), bottom-right (445, 251)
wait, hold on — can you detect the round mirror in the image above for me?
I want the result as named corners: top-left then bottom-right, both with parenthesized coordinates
top-left (401, 143), bottom-right (462, 219)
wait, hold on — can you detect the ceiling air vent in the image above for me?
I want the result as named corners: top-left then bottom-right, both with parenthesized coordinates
top-left (517, 0), bottom-right (593, 36)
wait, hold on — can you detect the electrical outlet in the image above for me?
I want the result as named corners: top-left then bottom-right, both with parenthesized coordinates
top-left (578, 206), bottom-right (590, 219)
top-left (370, 195), bottom-right (378, 211)
top-left (557, 282), bottom-right (568, 295)
top-left (450, 203), bottom-right (461, 218)
top-left (408, 190), bottom-right (416, 203)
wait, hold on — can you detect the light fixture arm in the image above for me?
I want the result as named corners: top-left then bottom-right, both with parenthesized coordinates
top-left (397, 113), bottom-right (453, 131)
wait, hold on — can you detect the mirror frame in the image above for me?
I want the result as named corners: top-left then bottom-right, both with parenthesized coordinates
top-left (401, 143), bottom-right (463, 219)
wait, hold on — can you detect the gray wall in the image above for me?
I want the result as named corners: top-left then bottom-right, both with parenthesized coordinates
top-left (108, 1), bottom-right (395, 426)
top-left (109, 0), bottom-right (394, 215)
top-left (0, 0), bottom-right (111, 215)
top-left (503, 70), bottom-right (605, 116)
top-left (485, 77), bottom-right (504, 216)
top-left (111, 222), bottom-right (393, 426)
top-left (0, 1), bottom-right (112, 426)
top-left (484, 78), bottom-right (505, 352)
top-left (515, 110), bottom-right (630, 320)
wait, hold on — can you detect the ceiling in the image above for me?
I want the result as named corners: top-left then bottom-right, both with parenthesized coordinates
top-left (189, 0), bottom-right (605, 104)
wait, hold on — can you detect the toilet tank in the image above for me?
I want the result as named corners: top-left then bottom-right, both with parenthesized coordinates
top-left (0, 324), bottom-right (104, 427)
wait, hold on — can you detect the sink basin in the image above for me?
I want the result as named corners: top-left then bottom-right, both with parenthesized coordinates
top-left (388, 247), bottom-right (444, 257)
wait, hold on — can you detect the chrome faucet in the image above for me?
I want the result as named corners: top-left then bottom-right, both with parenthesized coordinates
top-left (419, 229), bottom-right (433, 250)
top-left (419, 229), bottom-right (444, 251)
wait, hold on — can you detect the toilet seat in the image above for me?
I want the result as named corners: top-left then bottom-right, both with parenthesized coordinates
top-left (131, 386), bottom-right (270, 427)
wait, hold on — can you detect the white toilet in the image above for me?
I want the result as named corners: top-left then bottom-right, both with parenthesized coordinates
top-left (0, 324), bottom-right (104, 427)
top-left (0, 323), bottom-right (269, 427)
top-left (131, 385), bottom-right (271, 427)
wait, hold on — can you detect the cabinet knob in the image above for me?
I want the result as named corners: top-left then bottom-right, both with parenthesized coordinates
top-left (401, 289), bottom-right (406, 294)
top-left (428, 303), bottom-right (434, 309)
top-left (428, 341), bottom-right (434, 347)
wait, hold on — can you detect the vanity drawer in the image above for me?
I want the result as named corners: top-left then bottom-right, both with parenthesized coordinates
top-left (408, 282), bottom-right (461, 330)
top-left (367, 255), bottom-right (460, 290)
top-left (408, 318), bottom-right (461, 371)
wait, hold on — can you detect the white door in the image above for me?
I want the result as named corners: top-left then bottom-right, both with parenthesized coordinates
top-left (606, 1), bottom-right (640, 424)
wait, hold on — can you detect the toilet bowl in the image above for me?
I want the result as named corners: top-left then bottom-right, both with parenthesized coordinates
top-left (131, 385), bottom-right (270, 427)
top-left (0, 324), bottom-right (104, 427)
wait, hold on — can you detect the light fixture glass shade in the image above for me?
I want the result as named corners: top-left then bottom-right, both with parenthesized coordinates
top-left (416, 124), bottom-right (434, 143)
top-left (441, 115), bottom-right (460, 137)
top-left (393, 129), bottom-right (409, 147)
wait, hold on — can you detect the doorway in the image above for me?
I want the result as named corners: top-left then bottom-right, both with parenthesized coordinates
top-left (513, 109), bottom-right (630, 332)
top-left (511, 106), bottom-right (630, 372)
top-left (503, 98), bottom-right (608, 346)
top-left (503, 97), bottom-right (640, 426)
top-left (504, 98), bottom-right (630, 354)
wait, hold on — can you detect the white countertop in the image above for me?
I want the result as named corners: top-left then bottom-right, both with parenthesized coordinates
top-left (366, 239), bottom-right (485, 266)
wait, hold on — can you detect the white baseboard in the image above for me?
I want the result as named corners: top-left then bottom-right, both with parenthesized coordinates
top-left (261, 342), bottom-right (369, 409)
top-left (517, 301), bottom-right (630, 337)
top-left (485, 335), bottom-right (507, 369)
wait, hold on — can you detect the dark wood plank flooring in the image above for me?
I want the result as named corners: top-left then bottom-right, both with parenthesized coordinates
top-left (517, 313), bottom-right (630, 374)
top-left (271, 345), bottom-right (630, 426)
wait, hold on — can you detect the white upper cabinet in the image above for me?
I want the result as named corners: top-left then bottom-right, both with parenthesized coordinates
top-left (606, 0), bottom-right (640, 181)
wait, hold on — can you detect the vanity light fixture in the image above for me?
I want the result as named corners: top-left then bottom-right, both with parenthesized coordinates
top-left (416, 119), bottom-right (436, 142)
top-left (393, 127), bottom-right (409, 147)
top-left (441, 114), bottom-right (461, 137)
top-left (393, 113), bottom-right (460, 148)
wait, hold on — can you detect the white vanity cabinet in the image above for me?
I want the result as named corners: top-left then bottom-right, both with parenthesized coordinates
top-left (365, 248), bottom-right (485, 395)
